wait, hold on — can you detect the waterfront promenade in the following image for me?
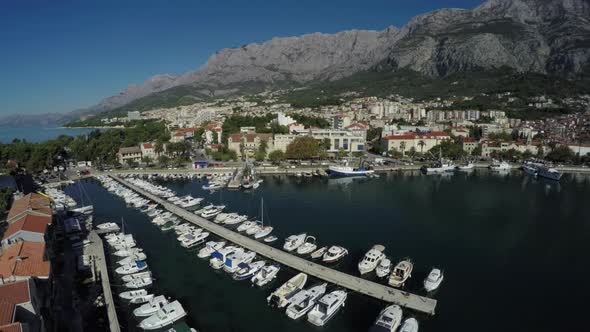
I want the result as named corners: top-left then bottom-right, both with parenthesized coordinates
top-left (111, 175), bottom-right (438, 315)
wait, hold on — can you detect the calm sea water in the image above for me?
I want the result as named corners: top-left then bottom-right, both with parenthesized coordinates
top-left (0, 126), bottom-right (99, 143)
top-left (66, 171), bottom-right (590, 332)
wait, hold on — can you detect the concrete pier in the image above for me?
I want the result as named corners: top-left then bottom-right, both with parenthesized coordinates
top-left (111, 175), bottom-right (438, 315)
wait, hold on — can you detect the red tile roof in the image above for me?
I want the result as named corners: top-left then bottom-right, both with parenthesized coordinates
top-left (2, 214), bottom-right (51, 241)
top-left (462, 137), bottom-right (476, 143)
top-left (6, 194), bottom-right (51, 222)
top-left (383, 132), bottom-right (450, 140)
top-left (0, 322), bottom-right (22, 332)
top-left (0, 242), bottom-right (50, 279)
top-left (142, 143), bottom-right (153, 149)
top-left (229, 133), bottom-right (272, 143)
top-left (0, 281), bottom-right (30, 306)
top-left (0, 302), bottom-right (15, 326)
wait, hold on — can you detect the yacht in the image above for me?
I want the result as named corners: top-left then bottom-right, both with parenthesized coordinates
top-left (177, 228), bottom-right (202, 241)
top-left (214, 213), bottom-right (230, 224)
top-left (296, 236), bottom-right (317, 255)
top-left (117, 252), bottom-right (148, 266)
top-left (180, 197), bottom-right (202, 209)
top-left (129, 294), bottom-right (154, 305)
top-left (237, 221), bottom-right (258, 233)
top-left (223, 214), bottom-right (248, 225)
top-left (115, 261), bottom-right (148, 275)
top-left (489, 160), bottom-right (511, 171)
top-left (399, 318), bottom-right (419, 332)
top-left (368, 305), bottom-right (403, 332)
top-left (375, 258), bottom-right (392, 278)
top-left (125, 277), bottom-right (153, 289)
top-left (232, 260), bottom-right (266, 281)
top-left (322, 246), bottom-right (348, 263)
top-left (133, 295), bottom-right (169, 317)
top-left (423, 268), bottom-right (444, 292)
top-left (245, 223), bottom-right (262, 235)
top-left (267, 272), bottom-right (308, 308)
top-left (285, 283), bottom-right (327, 320)
top-left (388, 259), bottom-right (413, 287)
top-left (197, 241), bottom-right (226, 258)
top-left (119, 289), bottom-right (149, 300)
top-left (307, 290), bottom-right (347, 326)
top-left (122, 271), bottom-right (151, 283)
top-left (113, 247), bottom-right (143, 257)
top-left (210, 246), bottom-right (243, 270)
top-left (138, 300), bottom-right (187, 330)
top-left (311, 246), bottom-right (328, 259)
top-left (200, 205), bottom-right (224, 219)
top-left (96, 222), bottom-right (120, 233)
top-left (264, 236), bottom-right (279, 243)
top-left (254, 225), bottom-right (273, 239)
top-left (202, 182), bottom-right (223, 190)
top-left (358, 244), bottom-right (386, 275)
top-left (283, 233), bottom-right (307, 252)
top-left (180, 232), bottom-right (210, 249)
top-left (223, 251), bottom-right (256, 274)
top-left (252, 264), bottom-right (280, 287)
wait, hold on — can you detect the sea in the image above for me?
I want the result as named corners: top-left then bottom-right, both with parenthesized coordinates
top-left (64, 171), bottom-right (590, 332)
top-left (0, 126), bottom-right (100, 143)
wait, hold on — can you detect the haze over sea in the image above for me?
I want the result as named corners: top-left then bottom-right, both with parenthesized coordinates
top-left (0, 126), bottom-right (98, 143)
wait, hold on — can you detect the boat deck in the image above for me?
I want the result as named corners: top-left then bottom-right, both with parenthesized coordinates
top-left (111, 175), bottom-right (437, 315)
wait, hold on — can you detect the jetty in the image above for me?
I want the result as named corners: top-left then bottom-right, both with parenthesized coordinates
top-left (111, 175), bottom-right (437, 315)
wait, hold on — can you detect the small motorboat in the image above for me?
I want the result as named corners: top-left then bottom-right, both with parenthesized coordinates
top-left (246, 223), bottom-right (262, 235)
top-left (133, 295), bottom-right (169, 317)
top-left (399, 317), bottom-right (419, 332)
top-left (254, 226), bottom-right (273, 239)
top-left (252, 264), bottom-right (280, 287)
top-left (296, 236), bottom-right (317, 255)
top-left (307, 290), bottom-right (347, 326)
top-left (119, 289), bottom-right (148, 300)
top-left (197, 241), bottom-right (226, 258)
top-left (263, 236), bottom-right (278, 243)
top-left (375, 258), bottom-right (392, 278)
top-left (456, 163), bottom-right (475, 171)
top-left (125, 277), bottom-right (153, 289)
top-left (368, 304), bottom-right (403, 332)
top-left (423, 268), bottom-right (444, 292)
top-left (267, 272), bottom-right (308, 308)
top-left (122, 271), bottom-right (151, 283)
top-left (322, 246), bottom-right (348, 263)
top-left (358, 244), bottom-right (386, 275)
top-left (115, 260), bottom-right (148, 275)
top-left (285, 283), bottom-right (327, 320)
top-left (237, 221), bottom-right (257, 233)
top-left (96, 222), bottom-right (120, 232)
top-left (310, 246), bottom-right (327, 259)
top-left (117, 252), bottom-right (147, 265)
top-left (388, 259), bottom-right (413, 287)
top-left (129, 294), bottom-right (154, 304)
top-left (223, 214), bottom-right (248, 225)
top-left (232, 260), bottom-right (266, 281)
top-left (138, 300), bottom-right (187, 330)
top-left (283, 233), bottom-right (307, 252)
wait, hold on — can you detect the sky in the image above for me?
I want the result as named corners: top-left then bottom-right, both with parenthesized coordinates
top-left (0, 0), bottom-right (484, 116)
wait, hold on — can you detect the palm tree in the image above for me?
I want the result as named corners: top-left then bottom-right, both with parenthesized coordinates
top-left (155, 140), bottom-right (164, 157)
top-left (400, 141), bottom-right (406, 157)
top-left (418, 140), bottom-right (426, 153)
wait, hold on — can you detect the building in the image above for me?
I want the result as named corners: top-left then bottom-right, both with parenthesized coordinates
top-left (116, 147), bottom-right (142, 165)
top-left (345, 123), bottom-right (369, 140)
top-left (381, 131), bottom-right (450, 153)
top-left (140, 143), bottom-right (156, 159)
top-left (461, 137), bottom-right (479, 154)
top-left (1, 214), bottom-right (51, 246)
top-left (308, 129), bottom-right (364, 152)
top-left (276, 112), bottom-right (296, 126)
top-left (227, 133), bottom-right (274, 158)
top-left (0, 279), bottom-right (46, 331)
top-left (5, 194), bottom-right (51, 225)
top-left (0, 241), bottom-right (50, 283)
top-left (127, 111), bottom-right (141, 121)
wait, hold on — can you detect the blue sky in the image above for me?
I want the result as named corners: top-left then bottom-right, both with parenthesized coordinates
top-left (0, 0), bottom-right (484, 115)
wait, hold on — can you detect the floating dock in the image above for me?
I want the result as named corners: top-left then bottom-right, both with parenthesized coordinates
top-left (111, 175), bottom-right (437, 315)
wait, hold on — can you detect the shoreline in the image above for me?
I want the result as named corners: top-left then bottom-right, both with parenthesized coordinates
top-left (59, 125), bottom-right (124, 129)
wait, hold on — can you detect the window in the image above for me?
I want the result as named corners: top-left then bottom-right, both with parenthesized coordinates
top-left (334, 139), bottom-right (340, 149)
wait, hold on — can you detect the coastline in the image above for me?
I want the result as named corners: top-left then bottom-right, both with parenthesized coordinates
top-left (59, 125), bottom-right (124, 129)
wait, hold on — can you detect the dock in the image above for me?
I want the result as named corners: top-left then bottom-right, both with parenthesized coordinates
top-left (111, 175), bottom-right (437, 315)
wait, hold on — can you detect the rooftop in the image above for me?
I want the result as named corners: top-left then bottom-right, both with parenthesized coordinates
top-left (2, 214), bottom-right (51, 241)
top-left (118, 146), bottom-right (141, 154)
top-left (0, 281), bottom-right (30, 306)
top-left (0, 322), bottom-right (22, 332)
top-left (0, 242), bottom-right (50, 279)
top-left (0, 302), bottom-right (15, 327)
top-left (6, 194), bottom-right (51, 223)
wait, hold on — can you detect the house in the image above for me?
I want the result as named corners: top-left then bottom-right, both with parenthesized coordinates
top-left (1, 214), bottom-right (51, 246)
top-left (116, 147), bottom-right (142, 165)
top-left (5, 194), bottom-right (51, 225)
top-left (288, 122), bottom-right (305, 134)
top-left (0, 280), bottom-right (45, 331)
top-left (273, 129), bottom-right (366, 154)
top-left (205, 123), bottom-right (222, 144)
top-left (461, 137), bottom-right (479, 154)
top-left (227, 133), bottom-right (274, 158)
top-left (0, 241), bottom-right (50, 283)
top-left (381, 131), bottom-right (450, 153)
top-left (140, 143), bottom-right (156, 159)
top-left (345, 123), bottom-right (369, 140)
top-left (451, 127), bottom-right (470, 138)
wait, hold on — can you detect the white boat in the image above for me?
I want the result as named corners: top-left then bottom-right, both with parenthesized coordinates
top-left (214, 213), bottom-right (230, 224)
top-left (311, 246), bottom-right (327, 259)
top-left (115, 261), bottom-right (148, 275)
top-left (422, 161), bottom-right (455, 173)
top-left (223, 251), bottom-right (256, 273)
top-left (223, 214), bottom-right (247, 225)
top-left (197, 241), bottom-right (226, 258)
top-left (129, 294), bottom-right (154, 304)
top-left (209, 246), bottom-right (243, 270)
top-left (358, 244), bottom-right (385, 275)
top-left (180, 197), bottom-right (202, 209)
top-left (307, 290), bottom-right (347, 326)
top-left (283, 233), bottom-right (307, 252)
top-left (202, 182), bottom-right (223, 190)
top-left (125, 277), bottom-right (153, 289)
top-left (254, 226), bottom-right (273, 239)
top-left (252, 264), bottom-right (280, 287)
top-left (285, 283), bottom-right (327, 320)
top-left (489, 160), bottom-right (511, 171)
top-left (245, 223), bottom-right (262, 235)
top-left (119, 289), bottom-right (148, 300)
top-left (122, 271), bottom-right (151, 283)
top-left (536, 164), bottom-right (562, 181)
top-left (322, 246), bottom-right (348, 263)
top-left (199, 205), bottom-right (225, 219)
top-left (267, 272), bottom-right (308, 308)
top-left (424, 268), bottom-right (444, 292)
top-left (296, 236), bottom-right (317, 255)
top-left (180, 232), bottom-right (210, 248)
top-left (138, 300), bottom-right (187, 330)
top-left (237, 221), bottom-right (258, 233)
top-left (232, 260), bottom-right (266, 281)
top-left (456, 163), bottom-right (475, 171)
top-left (117, 252), bottom-right (147, 265)
top-left (263, 236), bottom-right (278, 243)
top-left (113, 247), bottom-right (143, 257)
top-left (388, 259), bottom-right (413, 287)
top-left (71, 205), bottom-right (94, 215)
top-left (368, 305), bottom-right (403, 332)
top-left (399, 317), bottom-right (419, 332)
top-left (329, 164), bottom-right (374, 177)
top-left (134, 295), bottom-right (169, 317)
top-left (522, 163), bottom-right (538, 176)
top-left (375, 258), bottom-right (392, 278)
top-left (96, 222), bottom-right (120, 232)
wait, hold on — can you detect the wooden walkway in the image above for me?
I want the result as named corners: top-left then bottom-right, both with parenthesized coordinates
top-left (111, 176), bottom-right (438, 315)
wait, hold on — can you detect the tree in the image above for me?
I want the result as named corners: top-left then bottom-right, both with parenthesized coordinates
top-left (285, 136), bottom-right (319, 160)
top-left (399, 141), bottom-right (406, 157)
top-left (417, 140), bottom-right (426, 153)
top-left (522, 149), bottom-right (533, 160)
top-left (268, 150), bottom-right (285, 164)
top-left (536, 145), bottom-right (545, 158)
top-left (155, 139), bottom-right (164, 156)
top-left (141, 156), bottom-right (153, 167)
top-left (471, 146), bottom-right (482, 157)
top-left (546, 145), bottom-right (575, 163)
top-left (158, 155), bottom-right (170, 166)
top-left (258, 138), bottom-right (269, 159)
top-left (336, 149), bottom-right (349, 160)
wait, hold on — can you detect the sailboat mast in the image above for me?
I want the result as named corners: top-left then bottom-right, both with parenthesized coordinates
top-left (261, 197), bottom-right (264, 225)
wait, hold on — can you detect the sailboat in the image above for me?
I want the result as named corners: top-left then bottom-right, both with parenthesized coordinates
top-left (254, 198), bottom-right (273, 239)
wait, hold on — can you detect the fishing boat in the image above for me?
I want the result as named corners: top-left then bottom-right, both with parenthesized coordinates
top-left (322, 246), bottom-right (348, 263)
top-left (307, 290), bottom-right (347, 326)
top-left (197, 241), bottom-right (226, 258)
top-left (421, 148), bottom-right (455, 173)
top-left (133, 295), bottom-right (169, 317)
top-left (232, 260), bottom-right (266, 281)
top-left (358, 244), bottom-right (386, 275)
top-left (115, 260), bottom-right (148, 275)
top-left (119, 289), bottom-right (148, 300)
top-left (138, 300), bottom-right (187, 330)
top-left (252, 264), bottom-right (280, 287)
top-left (267, 272), bottom-right (308, 308)
top-left (285, 283), bottom-right (327, 320)
top-left (329, 159), bottom-right (374, 177)
top-left (388, 259), bottom-right (413, 287)
top-left (283, 233), bottom-right (307, 252)
top-left (296, 236), bottom-right (317, 255)
top-left (368, 305), bottom-right (403, 332)
top-left (423, 268), bottom-right (444, 292)
top-left (375, 258), bottom-right (392, 278)
top-left (311, 246), bottom-right (327, 259)
top-left (399, 317), bottom-right (419, 332)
